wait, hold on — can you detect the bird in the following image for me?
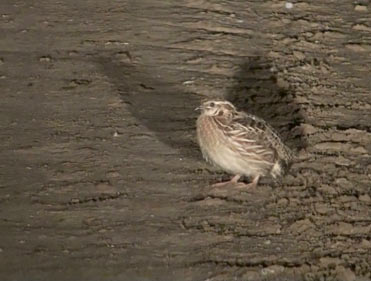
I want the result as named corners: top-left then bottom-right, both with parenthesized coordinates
top-left (196, 100), bottom-right (294, 189)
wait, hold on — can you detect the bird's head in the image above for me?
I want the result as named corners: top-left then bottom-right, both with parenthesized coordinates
top-left (196, 100), bottom-right (237, 118)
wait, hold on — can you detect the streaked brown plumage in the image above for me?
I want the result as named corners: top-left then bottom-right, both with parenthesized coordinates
top-left (196, 100), bottom-right (293, 188)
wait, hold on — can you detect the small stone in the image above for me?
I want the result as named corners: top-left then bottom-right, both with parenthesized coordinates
top-left (354, 5), bottom-right (368, 12)
top-left (334, 156), bottom-right (352, 167)
top-left (70, 198), bottom-right (80, 204)
top-left (39, 56), bottom-right (52, 62)
top-left (301, 123), bottom-right (318, 135)
top-left (269, 66), bottom-right (278, 72)
top-left (261, 265), bottom-right (285, 276)
top-left (285, 2), bottom-right (294, 9)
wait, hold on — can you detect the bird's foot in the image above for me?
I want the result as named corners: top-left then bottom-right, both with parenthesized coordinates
top-left (233, 181), bottom-right (258, 191)
top-left (209, 175), bottom-right (260, 193)
top-left (210, 174), bottom-right (241, 187)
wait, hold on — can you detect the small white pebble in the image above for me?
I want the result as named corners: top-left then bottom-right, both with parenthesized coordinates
top-left (113, 131), bottom-right (119, 137)
top-left (39, 56), bottom-right (51, 62)
top-left (261, 267), bottom-right (275, 276)
top-left (183, 80), bottom-right (194, 85)
top-left (269, 66), bottom-right (278, 73)
top-left (285, 2), bottom-right (294, 9)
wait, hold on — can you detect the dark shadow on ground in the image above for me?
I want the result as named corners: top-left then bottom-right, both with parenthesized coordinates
top-left (96, 56), bottom-right (202, 160)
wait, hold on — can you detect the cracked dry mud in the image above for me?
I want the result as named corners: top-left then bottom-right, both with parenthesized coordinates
top-left (0, 0), bottom-right (370, 280)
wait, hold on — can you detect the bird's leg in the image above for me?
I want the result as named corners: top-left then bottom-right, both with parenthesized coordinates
top-left (205, 175), bottom-right (259, 197)
top-left (234, 175), bottom-right (260, 189)
top-left (231, 174), bottom-right (241, 184)
top-left (211, 174), bottom-right (241, 187)
top-left (249, 175), bottom-right (260, 188)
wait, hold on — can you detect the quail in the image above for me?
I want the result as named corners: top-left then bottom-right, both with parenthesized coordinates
top-left (196, 100), bottom-right (293, 188)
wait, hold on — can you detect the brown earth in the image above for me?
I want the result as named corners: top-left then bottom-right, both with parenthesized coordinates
top-left (0, 0), bottom-right (370, 280)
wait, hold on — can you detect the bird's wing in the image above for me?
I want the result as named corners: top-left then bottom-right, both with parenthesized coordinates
top-left (229, 113), bottom-right (274, 161)
top-left (224, 112), bottom-right (292, 164)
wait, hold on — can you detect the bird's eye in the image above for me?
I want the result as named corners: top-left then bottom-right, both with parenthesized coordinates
top-left (209, 102), bottom-right (215, 107)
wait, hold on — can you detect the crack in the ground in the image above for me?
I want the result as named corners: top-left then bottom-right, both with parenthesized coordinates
top-left (67, 192), bottom-right (129, 205)
top-left (190, 258), bottom-right (308, 269)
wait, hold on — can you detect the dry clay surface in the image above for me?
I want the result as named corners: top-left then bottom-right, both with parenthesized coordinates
top-left (0, 0), bottom-right (370, 280)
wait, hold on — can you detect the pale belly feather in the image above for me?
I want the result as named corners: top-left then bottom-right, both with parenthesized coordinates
top-left (204, 140), bottom-right (264, 177)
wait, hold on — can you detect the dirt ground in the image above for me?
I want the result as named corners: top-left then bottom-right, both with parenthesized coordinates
top-left (0, 0), bottom-right (370, 280)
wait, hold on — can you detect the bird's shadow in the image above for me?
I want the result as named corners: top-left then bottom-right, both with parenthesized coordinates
top-left (96, 56), bottom-right (202, 160)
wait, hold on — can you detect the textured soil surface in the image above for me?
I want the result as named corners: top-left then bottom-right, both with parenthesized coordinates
top-left (0, 0), bottom-right (370, 280)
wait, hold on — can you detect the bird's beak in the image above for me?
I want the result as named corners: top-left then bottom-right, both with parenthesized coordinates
top-left (195, 106), bottom-right (202, 111)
